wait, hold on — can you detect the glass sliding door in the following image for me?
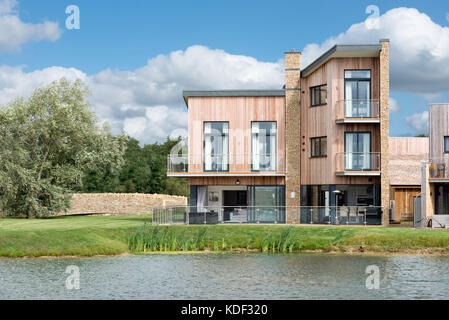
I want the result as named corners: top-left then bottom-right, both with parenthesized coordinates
top-left (435, 185), bottom-right (449, 215)
top-left (203, 122), bottom-right (229, 172)
top-left (344, 70), bottom-right (371, 118)
top-left (345, 132), bottom-right (371, 171)
top-left (248, 186), bottom-right (285, 223)
top-left (251, 122), bottom-right (277, 171)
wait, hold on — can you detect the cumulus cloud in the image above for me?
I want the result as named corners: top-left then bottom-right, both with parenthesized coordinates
top-left (0, 46), bottom-right (284, 143)
top-left (0, 65), bottom-right (87, 105)
top-left (389, 97), bottom-right (401, 114)
top-left (86, 45), bottom-right (283, 143)
top-left (0, 0), bottom-right (62, 52)
top-left (302, 7), bottom-right (449, 95)
top-left (405, 111), bottom-right (429, 134)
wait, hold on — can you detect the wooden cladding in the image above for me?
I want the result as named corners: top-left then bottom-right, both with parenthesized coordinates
top-left (187, 96), bottom-right (285, 173)
top-left (300, 57), bottom-right (382, 185)
top-left (429, 104), bottom-right (449, 159)
top-left (188, 176), bottom-right (285, 186)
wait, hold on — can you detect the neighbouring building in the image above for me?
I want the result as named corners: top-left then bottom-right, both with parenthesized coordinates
top-left (421, 104), bottom-right (449, 225)
top-left (389, 137), bottom-right (429, 221)
top-left (168, 40), bottom-right (391, 225)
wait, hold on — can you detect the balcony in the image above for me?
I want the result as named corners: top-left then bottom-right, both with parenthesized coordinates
top-left (335, 152), bottom-right (381, 176)
top-left (429, 157), bottom-right (449, 182)
top-left (335, 100), bottom-right (380, 123)
top-left (167, 154), bottom-right (286, 177)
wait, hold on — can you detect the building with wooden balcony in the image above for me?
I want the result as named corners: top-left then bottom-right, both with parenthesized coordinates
top-left (167, 40), bottom-right (391, 225)
top-left (421, 104), bottom-right (449, 223)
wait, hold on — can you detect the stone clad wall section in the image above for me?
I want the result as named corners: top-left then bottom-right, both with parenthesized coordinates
top-left (63, 193), bottom-right (188, 215)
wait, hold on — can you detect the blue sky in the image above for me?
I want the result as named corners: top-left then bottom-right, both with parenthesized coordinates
top-left (1, 0), bottom-right (449, 142)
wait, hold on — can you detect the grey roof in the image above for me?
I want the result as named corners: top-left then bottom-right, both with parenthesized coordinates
top-left (301, 44), bottom-right (383, 77)
top-left (183, 90), bottom-right (285, 106)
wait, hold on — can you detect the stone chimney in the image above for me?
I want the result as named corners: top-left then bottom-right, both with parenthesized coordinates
top-left (379, 39), bottom-right (390, 225)
top-left (284, 51), bottom-right (301, 222)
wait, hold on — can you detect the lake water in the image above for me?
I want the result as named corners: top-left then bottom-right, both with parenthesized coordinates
top-left (0, 254), bottom-right (448, 300)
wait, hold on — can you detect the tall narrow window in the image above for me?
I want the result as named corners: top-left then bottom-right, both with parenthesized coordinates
top-left (344, 132), bottom-right (371, 170)
top-left (252, 122), bottom-right (277, 171)
top-left (311, 137), bottom-right (327, 157)
top-left (310, 85), bottom-right (327, 106)
top-left (344, 70), bottom-right (371, 118)
top-left (445, 136), bottom-right (449, 153)
top-left (203, 122), bottom-right (229, 171)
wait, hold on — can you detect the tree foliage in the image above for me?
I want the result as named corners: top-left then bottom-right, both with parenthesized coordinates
top-left (0, 79), bottom-right (128, 218)
top-left (81, 137), bottom-right (189, 197)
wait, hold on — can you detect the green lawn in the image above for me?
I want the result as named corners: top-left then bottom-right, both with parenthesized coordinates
top-left (0, 215), bottom-right (152, 257)
top-left (1, 215), bottom-right (449, 257)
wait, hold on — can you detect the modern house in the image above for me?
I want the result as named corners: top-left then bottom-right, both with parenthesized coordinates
top-left (389, 137), bottom-right (429, 221)
top-left (167, 40), bottom-right (391, 225)
top-left (421, 103), bottom-right (449, 225)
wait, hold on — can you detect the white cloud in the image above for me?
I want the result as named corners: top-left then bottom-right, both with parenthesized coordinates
top-left (0, 0), bottom-right (62, 52)
top-left (86, 45), bottom-right (283, 143)
top-left (0, 45), bottom-right (284, 144)
top-left (405, 111), bottom-right (429, 133)
top-left (389, 97), bottom-right (401, 114)
top-left (0, 65), bottom-right (87, 105)
top-left (302, 7), bottom-right (449, 95)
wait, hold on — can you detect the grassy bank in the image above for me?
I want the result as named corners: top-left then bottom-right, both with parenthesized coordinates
top-left (0, 215), bottom-right (152, 257)
top-left (1, 215), bottom-right (449, 257)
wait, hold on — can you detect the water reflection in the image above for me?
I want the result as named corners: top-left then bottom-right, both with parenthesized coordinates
top-left (0, 254), bottom-right (448, 300)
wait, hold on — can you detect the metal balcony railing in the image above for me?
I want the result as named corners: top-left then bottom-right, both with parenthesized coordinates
top-left (151, 205), bottom-right (384, 226)
top-left (336, 99), bottom-right (380, 120)
top-left (167, 154), bottom-right (285, 173)
top-left (429, 157), bottom-right (449, 179)
top-left (336, 152), bottom-right (381, 172)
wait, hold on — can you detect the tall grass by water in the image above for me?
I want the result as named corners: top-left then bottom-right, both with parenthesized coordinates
top-left (128, 224), bottom-right (304, 253)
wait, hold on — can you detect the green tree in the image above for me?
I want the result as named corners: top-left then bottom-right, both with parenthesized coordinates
top-left (81, 136), bottom-right (189, 197)
top-left (0, 79), bottom-right (128, 218)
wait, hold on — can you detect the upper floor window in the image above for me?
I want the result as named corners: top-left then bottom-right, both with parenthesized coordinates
top-left (344, 70), bottom-right (371, 118)
top-left (252, 122), bottom-right (277, 171)
top-left (445, 136), bottom-right (449, 153)
top-left (311, 136), bottom-right (327, 158)
top-left (310, 85), bottom-right (327, 107)
top-left (204, 122), bottom-right (229, 172)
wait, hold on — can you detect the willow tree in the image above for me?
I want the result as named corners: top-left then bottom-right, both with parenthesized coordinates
top-left (0, 79), bottom-right (128, 218)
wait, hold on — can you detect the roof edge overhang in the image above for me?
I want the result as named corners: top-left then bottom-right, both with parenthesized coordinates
top-left (301, 44), bottom-right (383, 77)
top-left (182, 89), bottom-right (285, 107)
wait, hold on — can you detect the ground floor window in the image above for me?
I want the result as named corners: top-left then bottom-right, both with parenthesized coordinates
top-left (300, 184), bottom-right (381, 225)
top-left (435, 184), bottom-right (449, 215)
top-left (248, 186), bottom-right (285, 223)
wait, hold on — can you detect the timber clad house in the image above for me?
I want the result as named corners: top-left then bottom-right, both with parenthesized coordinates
top-left (167, 40), bottom-right (392, 225)
top-left (420, 103), bottom-right (449, 227)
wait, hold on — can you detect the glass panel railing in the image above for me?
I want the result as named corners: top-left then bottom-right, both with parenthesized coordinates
top-left (151, 206), bottom-right (384, 226)
top-left (167, 154), bottom-right (285, 173)
top-left (336, 100), bottom-right (380, 120)
top-left (336, 153), bottom-right (381, 172)
top-left (429, 157), bottom-right (449, 178)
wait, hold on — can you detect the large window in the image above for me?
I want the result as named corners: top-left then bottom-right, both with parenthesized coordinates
top-left (203, 122), bottom-right (229, 171)
top-left (445, 136), bottom-right (449, 153)
top-left (251, 122), bottom-right (277, 171)
top-left (310, 85), bottom-right (327, 106)
top-left (344, 132), bottom-right (371, 170)
top-left (311, 137), bottom-right (327, 158)
top-left (248, 186), bottom-right (285, 223)
top-left (344, 70), bottom-right (371, 118)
